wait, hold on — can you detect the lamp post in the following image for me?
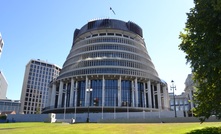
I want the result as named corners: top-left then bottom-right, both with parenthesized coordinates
top-left (86, 88), bottom-right (93, 123)
top-left (170, 80), bottom-right (177, 117)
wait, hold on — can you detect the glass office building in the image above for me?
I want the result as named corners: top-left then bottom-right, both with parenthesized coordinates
top-left (43, 19), bottom-right (169, 114)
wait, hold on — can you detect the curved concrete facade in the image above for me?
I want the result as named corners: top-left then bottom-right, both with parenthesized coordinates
top-left (42, 19), bottom-right (169, 114)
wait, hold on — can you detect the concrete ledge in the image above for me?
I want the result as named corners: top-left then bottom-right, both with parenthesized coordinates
top-left (56, 119), bottom-right (75, 124)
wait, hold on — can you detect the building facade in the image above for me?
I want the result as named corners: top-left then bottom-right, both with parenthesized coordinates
top-left (169, 93), bottom-right (189, 112)
top-left (0, 99), bottom-right (20, 114)
top-left (43, 19), bottom-right (170, 114)
top-left (184, 74), bottom-right (195, 116)
top-left (20, 59), bottom-right (61, 114)
top-left (0, 71), bottom-right (8, 99)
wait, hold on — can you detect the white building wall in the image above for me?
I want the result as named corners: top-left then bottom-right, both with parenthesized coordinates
top-left (0, 71), bottom-right (8, 99)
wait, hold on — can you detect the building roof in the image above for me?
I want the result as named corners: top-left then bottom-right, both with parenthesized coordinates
top-left (74, 19), bottom-right (143, 42)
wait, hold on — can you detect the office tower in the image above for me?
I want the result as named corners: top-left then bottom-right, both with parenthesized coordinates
top-left (20, 59), bottom-right (61, 114)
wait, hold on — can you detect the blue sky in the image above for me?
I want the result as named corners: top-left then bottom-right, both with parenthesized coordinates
top-left (0, 0), bottom-right (194, 100)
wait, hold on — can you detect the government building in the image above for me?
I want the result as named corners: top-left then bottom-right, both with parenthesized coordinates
top-left (43, 19), bottom-right (170, 115)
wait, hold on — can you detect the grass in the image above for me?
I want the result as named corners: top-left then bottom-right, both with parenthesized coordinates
top-left (0, 122), bottom-right (221, 134)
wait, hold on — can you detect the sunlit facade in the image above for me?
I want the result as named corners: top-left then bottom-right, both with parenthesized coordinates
top-left (20, 59), bottom-right (61, 114)
top-left (43, 19), bottom-right (169, 114)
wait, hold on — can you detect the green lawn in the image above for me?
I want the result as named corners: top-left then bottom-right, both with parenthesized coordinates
top-left (0, 122), bottom-right (221, 134)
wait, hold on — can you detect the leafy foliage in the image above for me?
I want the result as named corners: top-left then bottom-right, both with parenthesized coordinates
top-left (179, 0), bottom-right (221, 122)
top-left (186, 127), bottom-right (221, 134)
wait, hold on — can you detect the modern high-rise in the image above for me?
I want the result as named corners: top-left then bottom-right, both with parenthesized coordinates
top-left (0, 33), bottom-right (4, 56)
top-left (0, 71), bottom-right (8, 99)
top-left (43, 19), bottom-right (170, 114)
top-left (20, 59), bottom-right (61, 114)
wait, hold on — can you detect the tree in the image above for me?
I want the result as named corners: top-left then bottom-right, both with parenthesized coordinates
top-left (179, 0), bottom-right (221, 122)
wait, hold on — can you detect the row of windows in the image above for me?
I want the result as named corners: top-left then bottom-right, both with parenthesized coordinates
top-left (75, 36), bottom-right (145, 50)
top-left (69, 43), bottom-right (148, 60)
top-left (65, 49), bottom-right (152, 68)
top-left (170, 99), bottom-right (189, 105)
top-left (52, 80), bottom-right (162, 108)
top-left (0, 105), bottom-right (20, 111)
top-left (59, 68), bottom-right (157, 81)
top-left (0, 102), bottom-right (20, 106)
top-left (30, 63), bottom-right (59, 71)
top-left (171, 105), bottom-right (189, 111)
top-left (62, 60), bottom-right (155, 75)
top-left (28, 72), bottom-right (56, 80)
top-left (27, 79), bottom-right (50, 85)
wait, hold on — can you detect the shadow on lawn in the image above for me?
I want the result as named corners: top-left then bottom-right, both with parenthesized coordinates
top-left (186, 127), bottom-right (221, 134)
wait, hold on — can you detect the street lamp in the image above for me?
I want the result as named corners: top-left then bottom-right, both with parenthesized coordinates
top-left (170, 80), bottom-right (177, 117)
top-left (86, 88), bottom-right (93, 122)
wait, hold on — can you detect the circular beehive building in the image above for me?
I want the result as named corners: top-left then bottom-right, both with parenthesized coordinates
top-left (43, 19), bottom-right (169, 114)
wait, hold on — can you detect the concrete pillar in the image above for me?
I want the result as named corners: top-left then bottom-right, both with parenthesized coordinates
top-left (58, 81), bottom-right (63, 107)
top-left (131, 80), bottom-right (135, 107)
top-left (75, 81), bottom-right (78, 107)
top-left (118, 76), bottom-right (121, 106)
top-left (50, 83), bottom-right (56, 107)
top-left (135, 78), bottom-right (138, 107)
top-left (152, 84), bottom-right (156, 108)
top-left (148, 81), bottom-right (152, 108)
top-left (102, 76), bottom-right (105, 107)
top-left (163, 86), bottom-right (167, 110)
top-left (157, 83), bottom-right (161, 110)
top-left (64, 82), bottom-right (68, 107)
top-left (70, 78), bottom-right (75, 107)
top-left (143, 82), bottom-right (147, 108)
top-left (85, 76), bottom-right (88, 106)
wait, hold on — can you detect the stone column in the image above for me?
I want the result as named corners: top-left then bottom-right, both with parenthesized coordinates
top-left (50, 83), bottom-right (56, 107)
top-left (118, 76), bottom-right (121, 106)
top-left (69, 78), bottom-right (75, 107)
top-left (157, 83), bottom-right (161, 110)
top-left (58, 81), bottom-right (63, 107)
top-left (148, 81), bottom-right (152, 108)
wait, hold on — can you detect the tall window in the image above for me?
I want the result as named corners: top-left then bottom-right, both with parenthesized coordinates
top-left (91, 80), bottom-right (102, 106)
top-left (121, 80), bottom-right (132, 107)
top-left (105, 80), bottom-right (118, 106)
top-left (78, 81), bottom-right (86, 106)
